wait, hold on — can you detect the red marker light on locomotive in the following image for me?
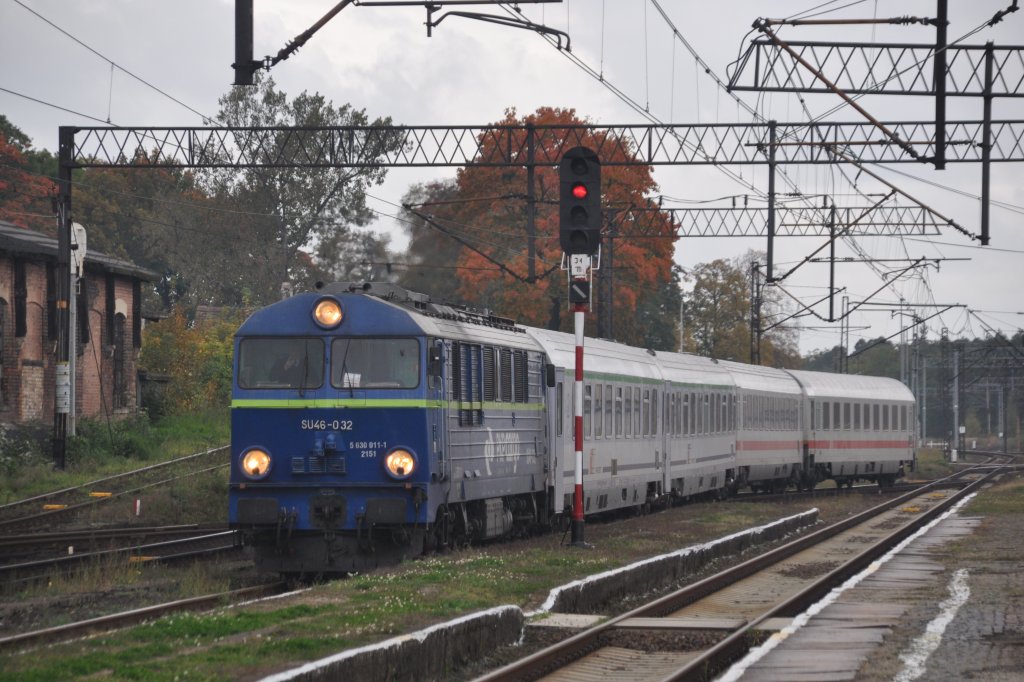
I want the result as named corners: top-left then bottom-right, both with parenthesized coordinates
top-left (571, 183), bottom-right (588, 199)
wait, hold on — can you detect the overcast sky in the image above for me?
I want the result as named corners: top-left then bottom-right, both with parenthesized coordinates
top-left (2, 0), bottom-right (1022, 355)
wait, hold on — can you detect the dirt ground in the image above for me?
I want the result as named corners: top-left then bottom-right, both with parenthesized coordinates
top-left (851, 477), bottom-right (1024, 682)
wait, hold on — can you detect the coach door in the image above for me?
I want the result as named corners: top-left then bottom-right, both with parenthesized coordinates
top-left (546, 367), bottom-right (567, 514)
top-left (661, 388), bottom-right (672, 496)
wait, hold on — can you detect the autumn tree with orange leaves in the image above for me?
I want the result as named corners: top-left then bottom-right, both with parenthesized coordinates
top-left (399, 107), bottom-right (680, 349)
top-left (0, 115), bottom-right (57, 233)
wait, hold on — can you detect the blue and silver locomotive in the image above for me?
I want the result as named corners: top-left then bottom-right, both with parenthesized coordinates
top-left (229, 282), bottom-right (916, 574)
top-left (229, 283), bottom-right (547, 574)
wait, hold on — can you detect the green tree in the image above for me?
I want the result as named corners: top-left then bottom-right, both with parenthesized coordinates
top-left (203, 73), bottom-right (402, 303)
top-left (683, 252), bottom-right (799, 366)
top-left (396, 179), bottom-right (466, 304)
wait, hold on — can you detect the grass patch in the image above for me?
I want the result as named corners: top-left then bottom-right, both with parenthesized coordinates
top-left (964, 477), bottom-right (1024, 515)
top-left (911, 448), bottom-right (956, 480)
top-left (0, 410), bottom-right (228, 505)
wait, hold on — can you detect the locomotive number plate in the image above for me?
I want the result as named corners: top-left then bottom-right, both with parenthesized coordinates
top-left (300, 419), bottom-right (354, 431)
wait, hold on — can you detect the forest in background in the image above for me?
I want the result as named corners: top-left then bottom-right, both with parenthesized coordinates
top-left (1, 76), bottom-right (1022, 445)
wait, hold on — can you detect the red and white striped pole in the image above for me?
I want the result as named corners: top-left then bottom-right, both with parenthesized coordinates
top-left (558, 146), bottom-right (601, 548)
top-left (571, 298), bottom-right (587, 545)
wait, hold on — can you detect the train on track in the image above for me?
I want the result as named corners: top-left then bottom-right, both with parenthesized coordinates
top-left (228, 282), bottom-right (915, 575)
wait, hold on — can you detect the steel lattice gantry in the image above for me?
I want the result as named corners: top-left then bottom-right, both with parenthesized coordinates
top-left (66, 120), bottom-right (1024, 168)
top-left (728, 41), bottom-right (1024, 97)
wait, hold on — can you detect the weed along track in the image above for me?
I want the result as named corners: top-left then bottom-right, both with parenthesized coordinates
top-left (0, 581), bottom-right (288, 653)
top-left (0, 446), bottom-right (230, 532)
top-left (474, 467), bottom-right (1007, 682)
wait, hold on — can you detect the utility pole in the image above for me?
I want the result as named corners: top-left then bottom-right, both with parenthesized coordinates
top-left (750, 260), bottom-right (762, 365)
top-left (953, 345), bottom-right (961, 458)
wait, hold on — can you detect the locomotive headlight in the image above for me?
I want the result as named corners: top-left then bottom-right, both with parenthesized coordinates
top-left (384, 448), bottom-right (416, 479)
top-left (313, 298), bottom-right (344, 329)
top-left (240, 448), bottom-right (272, 480)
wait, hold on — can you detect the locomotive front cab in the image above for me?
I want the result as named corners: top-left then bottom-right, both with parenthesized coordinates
top-left (228, 291), bottom-right (437, 573)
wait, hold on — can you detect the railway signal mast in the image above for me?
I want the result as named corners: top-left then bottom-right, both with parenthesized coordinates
top-left (559, 147), bottom-right (601, 548)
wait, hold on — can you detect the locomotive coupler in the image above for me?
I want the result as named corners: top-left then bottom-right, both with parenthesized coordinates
top-left (275, 508), bottom-right (297, 552)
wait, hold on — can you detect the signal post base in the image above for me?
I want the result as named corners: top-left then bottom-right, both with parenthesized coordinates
top-left (569, 519), bottom-right (592, 549)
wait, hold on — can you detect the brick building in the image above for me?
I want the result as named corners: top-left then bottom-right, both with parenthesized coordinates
top-left (0, 220), bottom-right (157, 425)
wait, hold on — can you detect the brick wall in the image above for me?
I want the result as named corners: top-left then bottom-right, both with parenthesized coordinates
top-left (0, 251), bottom-right (146, 426)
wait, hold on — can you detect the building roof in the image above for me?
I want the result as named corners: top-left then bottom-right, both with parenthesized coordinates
top-left (0, 220), bottom-right (158, 281)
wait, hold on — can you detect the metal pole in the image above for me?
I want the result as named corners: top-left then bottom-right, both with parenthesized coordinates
top-left (933, 0), bottom-right (948, 169)
top-left (981, 41), bottom-right (994, 246)
top-left (53, 127), bottom-right (75, 469)
top-left (1000, 382), bottom-right (1007, 453)
top-left (922, 359), bottom-right (928, 443)
top-left (766, 120), bottom-right (777, 282)
top-left (828, 205), bottom-right (835, 321)
top-left (953, 345), bottom-right (960, 456)
top-left (69, 272), bottom-right (77, 437)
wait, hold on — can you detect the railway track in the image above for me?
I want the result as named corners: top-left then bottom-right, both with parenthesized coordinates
top-left (0, 523), bottom-right (228, 562)
top-left (0, 445), bottom-right (229, 533)
top-left (0, 581), bottom-right (288, 653)
top-left (0, 529), bottom-right (242, 589)
top-left (475, 465), bottom-right (1010, 682)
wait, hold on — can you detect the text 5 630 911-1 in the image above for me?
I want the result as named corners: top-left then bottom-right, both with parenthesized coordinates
top-left (300, 419), bottom-right (354, 431)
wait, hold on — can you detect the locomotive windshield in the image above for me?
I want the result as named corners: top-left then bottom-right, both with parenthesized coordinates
top-left (238, 338), bottom-right (324, 389)
top-left (331, 338), bottom-right (419, 389)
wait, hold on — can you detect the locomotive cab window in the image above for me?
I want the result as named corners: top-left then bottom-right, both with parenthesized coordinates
top-left (238, 338), bottom-right (324, 389)
top-left (331, 338), bottom-right (420, 389)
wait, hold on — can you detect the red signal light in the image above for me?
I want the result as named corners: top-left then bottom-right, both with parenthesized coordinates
top-left (571, 183), bottom-right (588, 199)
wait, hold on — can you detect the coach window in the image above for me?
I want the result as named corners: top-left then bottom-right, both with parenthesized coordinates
top-left (652, 390), bottom-right (659, 435)
top-left (882, 404), bottom-right (890, 430)
top-left (556, 382), bottom-right (563, 436)
top-left (900, 405), bottom-right (907, 431)
top-left (594, 384), bottom-right (604, 437)
top-left (624, 387), bottom-right (633, 437)
top-left (640, 389), bottom-right (649, 436)
top-left (583, 384), bottom-right (593, 437)
top-left (822, 401), bottom-right (830, 430)
top-left (854, 403), bottom-right (862, 430)
top-left (604, 385), bottom-right (614, 438)
top-left (633, 388), bottom-right (641, 435)
top-left (614, 385), bottom-right (622, 432)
